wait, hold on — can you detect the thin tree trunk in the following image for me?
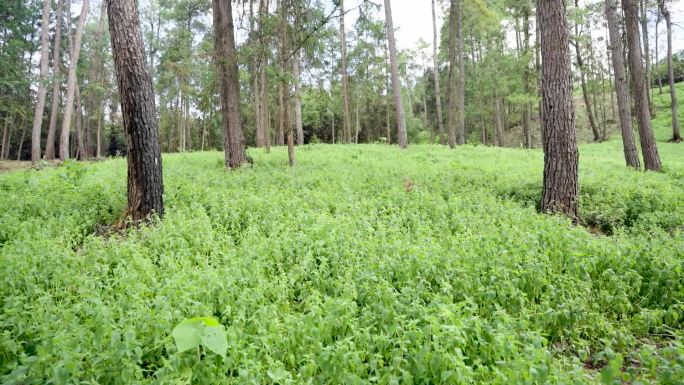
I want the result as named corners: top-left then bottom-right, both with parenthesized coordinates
top-left (17, 123), bottom-right (26, 161)
top-left (622, 0), bottom-right (662, 171)
top-left (107, 0), bottom-right (164, 220)
top-left (446, 0), bottom-right (458, 148)
top-left (539, 0), bottom-right (579, 220)
top-left (574, 0), bottom-right (601, 142)
top-left (75, 86), bottom-right (86, 159)
top-left (494, 95), bottom-right (504, 147)
top-left (96, 108), bottom-right (102, 158)
top-left (59, 0), bottom-right (89, 160)
top-left (213, 0), bottom-right (248, 168)
top-left (45, 0), bottom-right (64, 160)
top-left (640, 0), bottom-right (653, 113)
top-left (31, 0), bottom-right (51, 163)
top-left (355, 90), bottom-right (360, 144)
top-left (1, 118), bottom-right (9, 160)
top-left (86, 0), bottom-right (107, 158)
top-left (384, 0), bottom-right (407, 148)
top-left (655, 13), bottom-right (663, 95)
top-left (340, 0), bottom-right (352, 143)
top-left (658, 0), bottom-right (680, 142)
top-left (522, 6), bottom-right (532, 149)
top-left (606, 0), bottom-right (641, 168)
top-left (431, 0), bottom-right (444, 145)
top-left (294, 50), bottom-right (304, 145)
top-left (456, 0), bottom-right (465, 145)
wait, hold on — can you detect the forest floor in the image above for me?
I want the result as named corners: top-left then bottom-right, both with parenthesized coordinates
top-left (1, 86), bottom-right (683, 384)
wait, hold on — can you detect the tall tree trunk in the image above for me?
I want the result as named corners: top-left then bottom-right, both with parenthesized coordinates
top-left (446, 0), bottom-right (458, 148)
top-left (384, 0), bottom-right (407, 148)
top-left (30, 0), bottom-right (51, 163)
top-left (355, 90), bottom-right (360, 143)
top-left (260, 55), bottom-right (270, 151)
top-left (658, 0), bottom-right (680, 142)
top-left (640, 0), bottom-right (653, 113)
top-left (213, 0), bottom-right (248, 169)
top-left (574, 0), bottom-right (601, 142)
top-left (294, 50), bottom-right (304, 145)
top-left (340, 0), bottom-right (352, 143)
top-left (431, 0), bottom-right (444, 145)
top-left (86, 0), bottom-right (107, 158)
top-left (1, 118), bottom-right (9, 160)
top-left (45, 0), bottom-right (64, 160)
top-left (456, 0), bottom-right (465, 145)
top-left (522, 6), bottom-right (532, 149)
top-left (59, 0), bottom-right (89, 160)
top-left (606, 0), bottom-right (641, 169)
top-left (107, 0), bottom-right (164, 220)
top-left (494, 95), bottom-right (505, 147)
top-left (539, 0), bottom-right (579, 220)
top-left (655, 13), bottom-right (663, 95)
top-left (623, 0), bottom-right (662, 170)
top-left (75, 86), bottom-right (86, 159)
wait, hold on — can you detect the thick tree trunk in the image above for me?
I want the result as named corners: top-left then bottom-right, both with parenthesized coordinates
top-left (294, 51), bottom-right (304, 146)
top-left (623, 0), bottom-right (662, 170)
top-left (107, 0), bottom-right (164, 220)
top-left (431, 0), bottom-right (444, 145)
top-left (213, 0), bottom-right (248, 169)
top-left (384, 0), bottom-right (407, 148)
top-left (539, 0), bottom-right (580, 221)
top-left (59, 0), bottom-right (89, 160)
top-left (30, 0), bottom-right (51, 163)
top-left (658, 0), bottom-right (680, 142)
top-left (606, 0), bottom-right (641, 169)
top-left (45, 0), bottom-right (64, 160)
top-left (446, 0), bottom-right (458, 148)
top-left (340, 0), bottom-right (352, 143)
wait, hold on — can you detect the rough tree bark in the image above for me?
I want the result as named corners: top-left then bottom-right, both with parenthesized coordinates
top-left (213, 0), bottom-right (248, 169)
top-left (431, 0), bottom-right (444, 145)
top-left (658, 0), bottom-right (680, 142)
top-left (605, 0), bottom-right (641, 169)
top-left (539, 0), bottom-right (580, 220)
top-left (384, 0), bottom-right (407, 148)
top-left (45, 0), bottom-right (63, 160)
top-left (622, 0), bottom-right (662, 170)
top-left (340, 0), bottom-right (352, 143)
top-left (107, 0), bottom-right (164, 220)
top-left (59, 0), bottom-right (89, 160)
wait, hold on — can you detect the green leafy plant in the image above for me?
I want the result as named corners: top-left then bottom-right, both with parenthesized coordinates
top-left (171, 317), bottom-right (227, 358)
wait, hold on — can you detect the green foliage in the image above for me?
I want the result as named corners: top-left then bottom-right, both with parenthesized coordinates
top-left (172, 317), bottom-right (227, 357)
top-left (1, 134), bottom-right (684, 383)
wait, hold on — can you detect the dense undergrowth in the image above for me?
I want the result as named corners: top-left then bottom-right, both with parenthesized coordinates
top-left (1, 92), bottom-right (684, 383)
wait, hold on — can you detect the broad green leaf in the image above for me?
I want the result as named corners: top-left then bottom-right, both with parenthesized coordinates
top-left (201, 325), bottom-right (228, 358)
top-left (171, 319), bottom-right (203, 353)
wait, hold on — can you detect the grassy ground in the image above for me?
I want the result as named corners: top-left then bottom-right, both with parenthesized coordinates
top-left (1, 87), bottom-right (683, 384)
